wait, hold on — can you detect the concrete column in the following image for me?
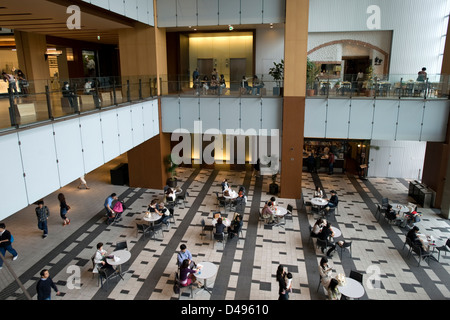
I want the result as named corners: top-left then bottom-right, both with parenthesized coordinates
top-left (279, 0), bottom-right (309, 199)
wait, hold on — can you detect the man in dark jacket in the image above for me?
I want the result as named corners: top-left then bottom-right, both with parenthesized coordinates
top-left (36, 269), bottom-right (60, 300)
top-left (0, 223), bottom-right (18, 269)
top-left (35, 200), bottom-right (49, 238)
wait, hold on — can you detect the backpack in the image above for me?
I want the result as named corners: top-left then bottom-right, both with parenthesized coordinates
top-left (10, 234), bottom-right (14, 243)
top-left (173, 281), bottom-right (180, 294)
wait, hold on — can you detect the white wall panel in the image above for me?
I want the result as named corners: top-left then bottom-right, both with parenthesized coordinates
top-left (371, 100), bottom-right (399, 140)
top-left (198, 0), bottom-right (219, 26)
top-left (348, 99), bottom-right (374, 139)
top-left (125, 0), bottom-right (138, 20)
top-left (263, 0), bottom-right (285, 23)
top-left (304, 99), bottom-right (327, 138)
top-left (240, 98), bottom-right (262, 132)
top-left (421, 100), bottom-right (450, 142)
top-left (147, 0), bottom-right (155, 25)
top-left (100, 109), bottom-right (121, 163)
top-left (137, 0), bottom-right (149, 24)
top-left (157, 0), bottom-right (177, 27)
top-left (219, 97), bottom-right (240, 132)
top-left (79, 114), bottom-right (104, 173)
top-left (0, 133), bottom-right (28, 220)
top-left (131, 103), bottom-right (145, 146)
top-left (53, 119), bottom-right (84, 187)
top-left (18, 126), bottom-right (60, 204)
top-left (180, 97), bottom-right (200, 133)
top-left (161, 97), bottom-right (180, 133)
top-left (109, 0), bottom-right (125, 15)
top-left (91, 0), bottom-right (109, 9)
top-left (326, 99), bottom-right (350, 138)
top-left (117, 106), bottom-right (133, 153)
top-left (396, 100), bottom-right (424, 141)
top-left (218, 0), bottom-right (240, 25)
top-left (261, 98), bottom-right (282, 133)
top-left (200, 98), bottom-right (220, 131)
top-left (176, 0), bottom-right (197, 26)
top-left (241, 0), bottom-right (263, 24)
top-left (151, 100), bottom-right (160, 137)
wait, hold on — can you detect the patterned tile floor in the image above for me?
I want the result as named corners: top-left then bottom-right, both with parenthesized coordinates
top-left (1, 155), bottom-right (449, 301)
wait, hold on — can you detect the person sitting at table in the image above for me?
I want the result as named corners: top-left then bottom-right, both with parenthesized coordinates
top-left (314, 186), bottom-right (324, 198)
top-left (177, 244), bottom-right (196, 268)
top-left (221, 179), bottom-right (230, 192)
top-left (147, 199), bottom-right (161, 214)
top-left (417, 67), bottom-right (427, 82)
top-left (215, 217), bottom-right (227, 234)
top-left (156, 202), bottom-right (170, 226)
top-left (385, 204), bottom-right (403, 224)
top-left (407, 226), bottom-right (427, 253)
top-left (262, 201), bottom-right (275, 224)
top-left (165, 187), bottom-right (176, 203)
top-left (179, 259), bottom-right (201, 287)
top-left (233, 189), bottom-right (247, 207)
top-left (319, 257), bottom-right (333, 289)
top-left (267, 196), bottom-right (277, 207)
top-left (317, 222), bottom-right (335, 256)
top-left (327, 278), bottom-right (342, 300)
top-left (93, 242), bottom-right (114, 273)
top-left (227, 214), bottom-right (243, 239)
top-left (312, 218), bottom-right (326, 235)
top-left (325, 190), bottom-right (339, 211)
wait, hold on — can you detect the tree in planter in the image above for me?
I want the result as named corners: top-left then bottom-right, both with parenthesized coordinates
top-left (165, 154), bottom-right (178, 187)
top-left (269, 59), bottom-right (284, 96)
top-left (306, 58), bottom-right (320, 96)
top-left (263, 155), bottom-right (280, 195)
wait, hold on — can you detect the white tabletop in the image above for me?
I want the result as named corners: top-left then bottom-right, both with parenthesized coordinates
top-left (143, 212), bottom-right (161, 223)
top-left (212, 217), bottom-right (231, 227)
top-left (390, 203), bottom-right (410, 214)
top-left (195, 262), bottom-right (218, 280)
top-left (330, 227), bottom-right (341, 238)
top-left (273, 206), bottom-right (288, 217)
top-left (338, 277), bottom-right (365, 298)
top-left (224, 191), bottom-right (238, 199)
top-left (311, 197), bottom-right (328, 206)
top-left (418, 234), bottom-right (440, 249)
top-left (106, 250), bottom-right (131, 266)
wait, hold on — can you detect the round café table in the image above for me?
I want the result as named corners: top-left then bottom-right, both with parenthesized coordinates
top-left (106, 249), bottom-right (131, 280)
top-left (273, 206), bottom-right (288, 227)
top-left (212, 217), bottom-right (231, 227)
top-left (194, 262), bottom-right (218, 295)
top-left (143, 212), bottom-right (161, 226)
top-left (330, 226), bottom-right (342, 238)
top-left (311, 197), bottom-right (328, 215)
top-left (338, 277), bottom-right (365, 299)
top-left (223, 191), bottom-right (238, 212)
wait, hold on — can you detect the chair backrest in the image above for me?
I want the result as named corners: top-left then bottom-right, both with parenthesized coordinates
top-left (136, 223), bottom-right (144, 231)
top-left (446, 238), bottom-right (450, 248)
top-left (349, 270), bottom-right (363, 283)
top-left (382, 198), bottom-right (389, 206)
top-left (316, 238), bottom-right (327, 247)
top-left (115, 241), bottom-right (128, 251)
top-left (343, 241), bottom-right (352, 248)
top-left (287, 204), bottom-right (293, 213)
top-left (213, 232), bottom-right (224, 241)
top-left (201, 219), bottom-right (206, 227)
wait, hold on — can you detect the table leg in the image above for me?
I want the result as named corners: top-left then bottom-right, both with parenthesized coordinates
top-left (196, 278), bottom-right (212, 295)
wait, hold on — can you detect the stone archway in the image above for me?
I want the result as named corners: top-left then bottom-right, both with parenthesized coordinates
top-left (308, 39), bottom-right (390, 75)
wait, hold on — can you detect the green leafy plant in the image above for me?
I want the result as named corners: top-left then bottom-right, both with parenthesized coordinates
top-left (165, 154), bottom-right (178, 180)
top-left (306, 58), bottom-right (320, 89)
top-left (269, 59), bottom-right (284, 87)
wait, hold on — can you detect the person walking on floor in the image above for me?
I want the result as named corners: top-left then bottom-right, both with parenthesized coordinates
top-left (57, 193), bottom-right (71, 226)
top-left (36, 269), bottom-right (60, 300)
top-left (35, 200), bottom-right (49, 238)
top-left (0, 223), bottom-right (18, 269)
top-left (78, 175), bottom-right (90, 189)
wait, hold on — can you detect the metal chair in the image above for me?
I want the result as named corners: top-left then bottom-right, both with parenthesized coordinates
top-left (213, 232), bottom-right (226, 249)
top-left (410, 241), bottom-right (431, 266)
top-left (214, 191), bottom-right (226, 211)
top-left (174, 271), bottom-right (193, 299)
top-left (98, 266), bottom-right (118, 290)
top-left (150, 222), bottom-right (165, 239)
top-left (436, 239), bottom-right (450, 262)
top-left (338, 241), bottom-right (352, 258)
top-left (381, 198), bottom-right (389, 209)
top-left (349, 270), bottom-right (363, 283)
top-left (114, 240), bottom-right (128, 251)
top-left (201, 218), bottom-right (214, 240)
top-left (403, 237), bottom-right (414, 256)
top-left (136, 222), bottom-right (152, 239)
top-left (316, 238), bottom-right (328, 253)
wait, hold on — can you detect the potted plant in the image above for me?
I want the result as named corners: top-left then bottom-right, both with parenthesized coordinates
top-left (269, 59), bottom-right (284, 96)
top-left (165, 154), bottom-right (178, 188)
top-left (306, 58), bottom-right (320, 96)
top-left (363, 65), bottom-right (375, 97)
top-left (269, 173), bottom-right (279, 195)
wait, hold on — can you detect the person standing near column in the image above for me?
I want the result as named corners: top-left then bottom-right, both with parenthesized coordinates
top-left (0, 223), bottom-right (18, 269)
